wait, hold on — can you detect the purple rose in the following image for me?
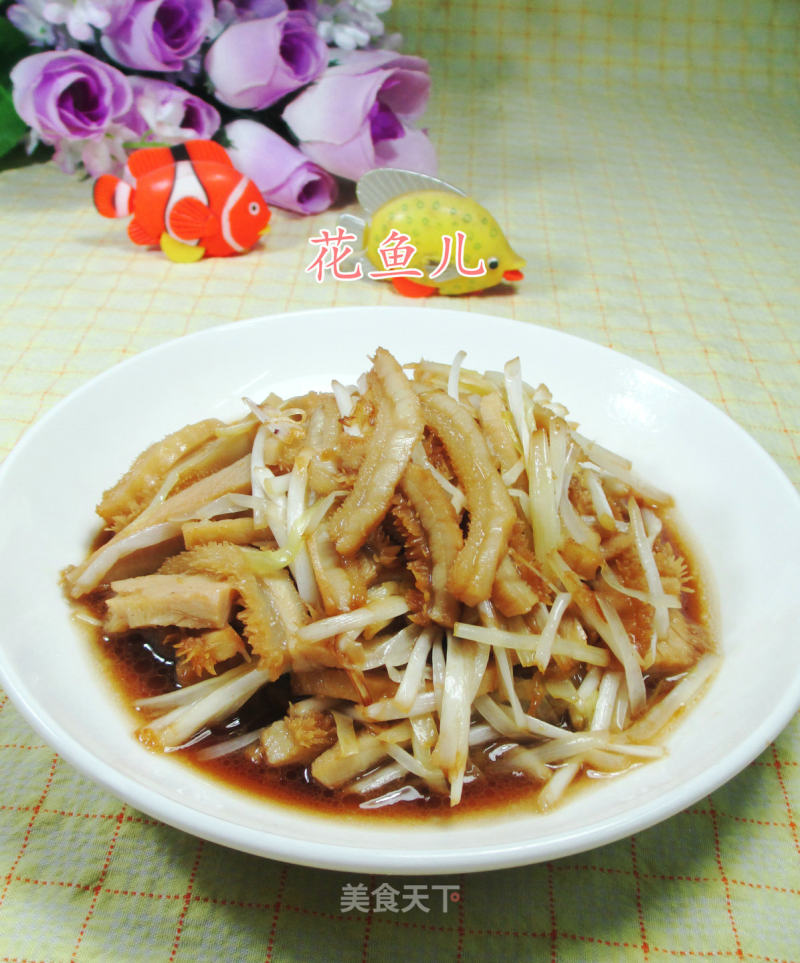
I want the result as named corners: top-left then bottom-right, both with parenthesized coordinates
top-left (205, 11), bottom-right (327, 111)
top-left (224, 119), bottom-right (337, 214)
top-left (214, 0), bottom-right (289, 28)
top-left (210, 0), bottom-right (317, 39)
top-left (121, 77), bottom-right (220, 143)
top-left (101, 0), bottom-right (214, 72)
top-left (282, 49), bottom-right (436, 181)
top-left (11, 49), bottom-right (132, 140)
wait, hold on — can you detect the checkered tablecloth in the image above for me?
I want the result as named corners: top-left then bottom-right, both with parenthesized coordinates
top-left (1, 2), bottom-right (799, 960)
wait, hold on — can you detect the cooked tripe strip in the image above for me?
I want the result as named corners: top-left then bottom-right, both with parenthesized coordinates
top-left (311, 721), bottom-right (413, 788)
top-left (161, 541), bottom-right (313, 678)
top-left (182, 516), bottom-right (257, 549)
top-left (97, 418), bottom-right (223, 531)
top-left (399, 462), bottom-right (463, 627)
top-left (302, 392), bottom-right (355, 495)
top-left (307, 523), bottom-right (361, 615)
top-left (478, 390), bottom-right (520, 476)
top-left (173, 625), bottom-right (248, 678)
top-left (252, 706), bottom-right (336, 767)
top-left (131, 454), bottom-right (251, 526)
top-left (104, 573), bottom-right (235, 633)
top-left (650, 610), bottom-right (714, 675)
top-left (330, 347), bottom-right (424, 556)
top-left (491, 551), bottom-right (539, 617)
top-left (291, 667), bottom-right (398, 703)
top-left (65, 455), bottom-right (252, 597)
top-left (420, 389), bottom-right (516, 607)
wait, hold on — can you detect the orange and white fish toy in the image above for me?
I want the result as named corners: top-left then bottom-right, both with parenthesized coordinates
top-left (93, 140), bottom-right (271, 263)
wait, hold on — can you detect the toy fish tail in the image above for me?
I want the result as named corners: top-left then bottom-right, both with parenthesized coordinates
top-left (94, 175), bottom-right (135, 219)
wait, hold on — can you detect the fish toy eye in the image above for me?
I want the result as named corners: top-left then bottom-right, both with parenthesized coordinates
top-left (249, 201), bottom-right (261, 215)
top-left (488, 257), bottom-right (500, 270)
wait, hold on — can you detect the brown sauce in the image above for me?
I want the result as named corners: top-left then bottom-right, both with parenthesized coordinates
top-left (91, 624), bottom-right (550, 818)
top-left (80, 510), bottom-right (715, 821)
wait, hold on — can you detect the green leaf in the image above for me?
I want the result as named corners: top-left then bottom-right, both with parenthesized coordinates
top-left (0, 15), bottom-right (32, 158)
top-left (0, 83), bottom-right (26, 158)
top-left (0, 16), bottom-right (31, 86)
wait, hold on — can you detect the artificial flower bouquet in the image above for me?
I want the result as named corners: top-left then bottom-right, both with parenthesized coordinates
top-left (0, 0), bottom-right (436, 214)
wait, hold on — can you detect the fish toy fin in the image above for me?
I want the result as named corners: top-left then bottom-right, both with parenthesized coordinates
top-left (128, 219), bottom-right (159, 247)
top-left (169, 197), bottom-right (217, 240)
top-left (127, 145), bottom-right (174, 180)
top-left (391, 277), bottom-right (439, 298)
top-left (94, 175), bottom-right (134, 219)
top-left (183, 139), bottom-right (234, 167)
top-left (356, 168), bottom-right (465, 216)
top-left (160, 232), bottom-right (206, 263)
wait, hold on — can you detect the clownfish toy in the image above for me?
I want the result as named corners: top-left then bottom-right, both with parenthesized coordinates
top-left (339, 168), bottom-right (525, 297)
top-left (93, 140), bottom-right (271, 263)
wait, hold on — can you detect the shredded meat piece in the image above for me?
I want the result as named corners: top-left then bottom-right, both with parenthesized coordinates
top-left (617, 596), bottom-right (654, 657)
top-left (251, 708), bottom-right (336, 767)
top-left (491, 553), bottom-right (539, 616)
top-left (65, 455), bottom-right (252, 598)
top-left (97, 419), bottom-right (222, 531)
top-left (609, 545), bottom-right (648, 593)
top-left (166, 419), bottom-right (259, 495)
top-left (552, 554), bottom-right (604, 625)
top-left (654, 539), bottom-right (693, 592)
top-left (173, 625), bottom-right (247, 679)
top-left (133, 455), bottom-right (252, 529)
top-left (367, 527), bottom-right (403, 571)
top-left (291, 668), bottom-right (398, 703)
top-left (289, 706), bottom-right (336, 747)
top-left (160, 541), bottom-right (313, 679)
top-left (650, 611), bottom-right (713, 674)
top-left (182, 516), bottom-right (257, 549)
top-left (301, 392), bottom-right (359, 495)
top-left (386, 494), bottom-right (430, 622)
top-left (478, 391), bottom-right (521, 475)
top-left (307, 523), bottom-right (358, 615)
top-left (600, 531), bottom-right (634, 560)
top-left (420, 427), bottom-right (456, 480)
top-left (311, 721), bottom-right (413, 789)
top-left (341, 554), bottom-right (379, 610)
top-left (259, 431), bottom-right (305, 472)
top-left (296, 392), bottom-right (338, 444)
top-left (561, 538), bottom-right (603, 580)
top-left (104, 573), bottom-right (235, 633)
top-left (329, 347), bottom-right (424, 556)
top-left (399, 462), bottom-right (462, 626)
top-left (568, 474), bottom-right (595, 517)
top-left (420, 389), bottom-right (516, 607)
top-left (306, 523), bottom-right (385, 616)
top-left (506, 516), bottom-right (553, 605)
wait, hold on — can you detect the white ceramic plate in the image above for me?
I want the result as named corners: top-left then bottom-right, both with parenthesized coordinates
top-left (1, 307), bottom-right (799, 875)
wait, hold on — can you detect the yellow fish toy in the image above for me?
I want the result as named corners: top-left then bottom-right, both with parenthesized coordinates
top-left (339, 169), bottom-right (525, 297)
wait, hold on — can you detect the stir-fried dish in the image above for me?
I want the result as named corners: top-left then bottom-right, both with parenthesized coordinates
top-left (64, 348), bottom-right (716, 811)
